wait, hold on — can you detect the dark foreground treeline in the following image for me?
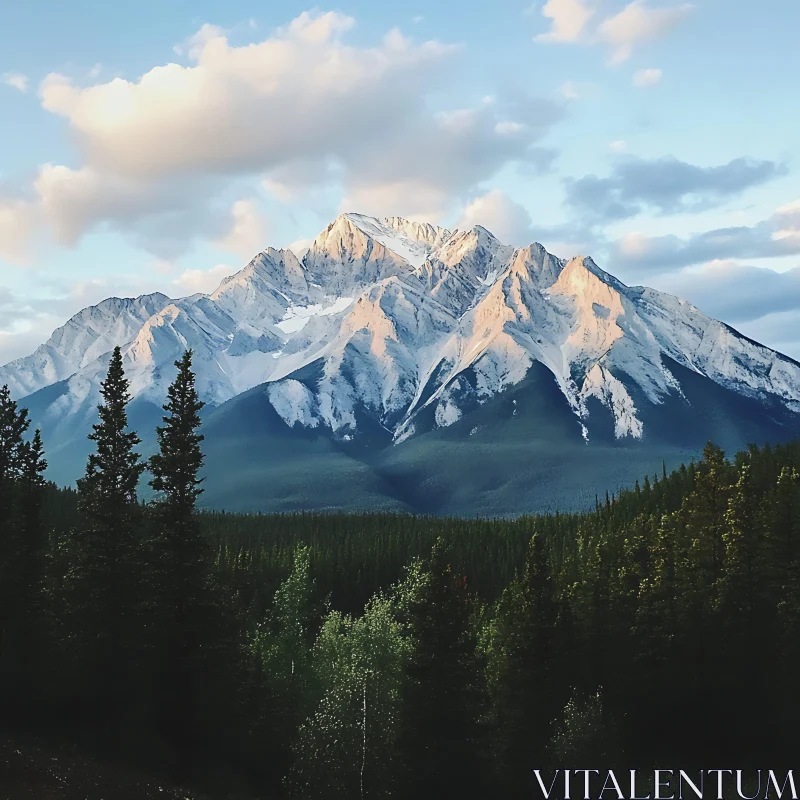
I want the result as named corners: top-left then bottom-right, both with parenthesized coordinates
top-left (2, 347), bottom-right (800, 799)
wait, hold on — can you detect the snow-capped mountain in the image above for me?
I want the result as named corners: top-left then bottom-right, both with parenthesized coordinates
top-left (0, 293), bottom-right (171, 399)
top-left (4, 212), bottom-right (800, 513)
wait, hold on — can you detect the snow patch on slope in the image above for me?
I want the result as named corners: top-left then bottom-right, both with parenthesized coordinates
top-left (579, 364), bottom-right (643, 439)
top-left (277, 297), bottom-right (354, 334)
top-left (268, 381), bottom-right (320, 428)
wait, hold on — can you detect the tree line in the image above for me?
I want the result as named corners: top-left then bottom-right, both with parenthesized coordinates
top-left (1, 347), bottom-right (799, 798)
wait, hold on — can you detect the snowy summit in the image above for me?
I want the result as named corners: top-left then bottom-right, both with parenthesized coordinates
top-left (2, 212), bottom-right (800, 510)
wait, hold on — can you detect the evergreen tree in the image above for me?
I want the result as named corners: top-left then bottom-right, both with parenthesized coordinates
top-left (149, 349), bottom-right (205, 517)
top-left (765, 466), bottom-right (800, 600)
top-left (0, 387), bottom-right (48, 720)
top-left (67, 346), bottom-right (145, 744)
top-left (13, 429), bottom-right (48, 712)
top-left (486, 534), bottom-right (569, 790)
top-left (720, 463), bottom-right (761, 621)
top-left (397, 540), bottom-right (487, 798)
top-left (683, 442), bottom-right (733, 601)
top-left (145, 349), bottom-right (241, 766)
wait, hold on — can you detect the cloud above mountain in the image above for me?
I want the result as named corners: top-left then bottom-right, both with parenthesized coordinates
top-left (660, 260), bottom-right (800, 323)
top-left (457, 190), bottom-right (536, 245)
top-left (609, 199), bottom-right (800, 272)
top-left (0, 11), bottom-right (562, 260)
top-left (657, 259), bottom-right (800, 361)
top-left (565, 156), bottom-right (787, 222)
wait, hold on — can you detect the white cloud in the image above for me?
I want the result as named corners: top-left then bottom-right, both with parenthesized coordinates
top-left (287, 238), bottom-right (313, 257)
top-left (0, 198), bottom-right (37, 262)
top-left (214, 199), bottom-right (268, 259)
top-left (2, 73), bottom-right (29, 93)
top-left (534, 1), bottom-right (692, 64)
top-left (608, 197), bottom-right (800, 272)
top-left (649, 260), bottom-right (800, 359)
top-left (598, 1), bottom-right (692, 63)
top-left (456, 190), bottom-right (534, 245)
top-left (38, 14), bottom-right (456, 180)
top-left (172, 264), bottom-right (238, 295)
top-left (633, 67), bottom-right (662, 87)
top-left (609, 139), bottom-right (628, 152)
top-left (565, 155), bottom-right (786, 222)
top-left (773, 200), bottom-right (800, 243)
top-left (24, 163), bottom-right (230, 258)
top-left (3, 10), bottom-right (560, 257)
top-left (535, 0), bottom-right (595, 43)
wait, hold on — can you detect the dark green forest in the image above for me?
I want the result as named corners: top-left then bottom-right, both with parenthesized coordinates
top-left (1, 347), bottom-right (799, 798)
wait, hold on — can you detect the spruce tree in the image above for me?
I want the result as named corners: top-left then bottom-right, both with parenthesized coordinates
top-left (0, 384), bottom-right (30, 527)
top-left (14, 429), bottom-right (48, 713)
top-left (0, 387), bottom-right (48, 720)
top-left (765, 466), bottom-right (800, 600)
top-left (145, 349), bottom-right (239, 764)
top-left (487, 534), bottom-right (568, 790)
top-left (683, 442), bottom-right (733, 613)
top-left (397, 539), bottom-right (487, 798)
top-left (720, 463), bottom-right (761, 621)
top-left (69, 346), bottom-right (145, 740)
top-left (149, 349), bottom-right (205, 520)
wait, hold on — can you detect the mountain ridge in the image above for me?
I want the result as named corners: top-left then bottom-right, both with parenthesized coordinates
top-left (3, 212), bottom-right (800, 511)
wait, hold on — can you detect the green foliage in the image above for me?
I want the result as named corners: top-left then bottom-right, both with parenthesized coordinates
top-left (6, 365), bottom-right (800, 799)
top-left (57, 347), bottom-right (146, 747)
top-left (149, 349), bottom-right (205, 509)
top-left (0, 385), bottom-right (49, 722)
top-left (143, 349), bottom-right (242, 764)
top-left (485, 534), bottom-right (572, 788)
top-left (397, 539), bottom-right (489, 797)
top-left (289, 596), bottom-right (410, 799)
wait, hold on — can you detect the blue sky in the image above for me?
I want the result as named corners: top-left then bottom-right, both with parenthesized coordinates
top-left (1, 0), bottom-right (799, 362)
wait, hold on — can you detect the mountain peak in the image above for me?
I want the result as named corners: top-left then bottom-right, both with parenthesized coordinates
top-left (4, 209), bottom-right (800, 508)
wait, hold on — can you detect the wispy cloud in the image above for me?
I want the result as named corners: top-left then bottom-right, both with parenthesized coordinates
top-left (609, 199), bottom-right (800, 272)
top-left (633, 67), bottom-right (662, 87)
top-left (534, 0), bottom-right (692, 63)
top-left (2, 73), bottom-right (29, 93)
top-left (565, 155), bottom-right (787, 222)
top-left (598, 1), bottom-right (692, 63)
top-left (535, 0), bottom-right (595, 43)
top-left (0, 11), bottom-right (562, 262)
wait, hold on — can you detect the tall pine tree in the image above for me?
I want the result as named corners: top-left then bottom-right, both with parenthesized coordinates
top-left (0, 387), bottom-right (49, 722)
top-left (145, 349), bottom-right (241, 768)
top-left (397, 539), bottom-right (488, 798)
top-left (68, 346), bottom-right (145, 743)
top-left (486, 534), bottom-right (570, 790)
